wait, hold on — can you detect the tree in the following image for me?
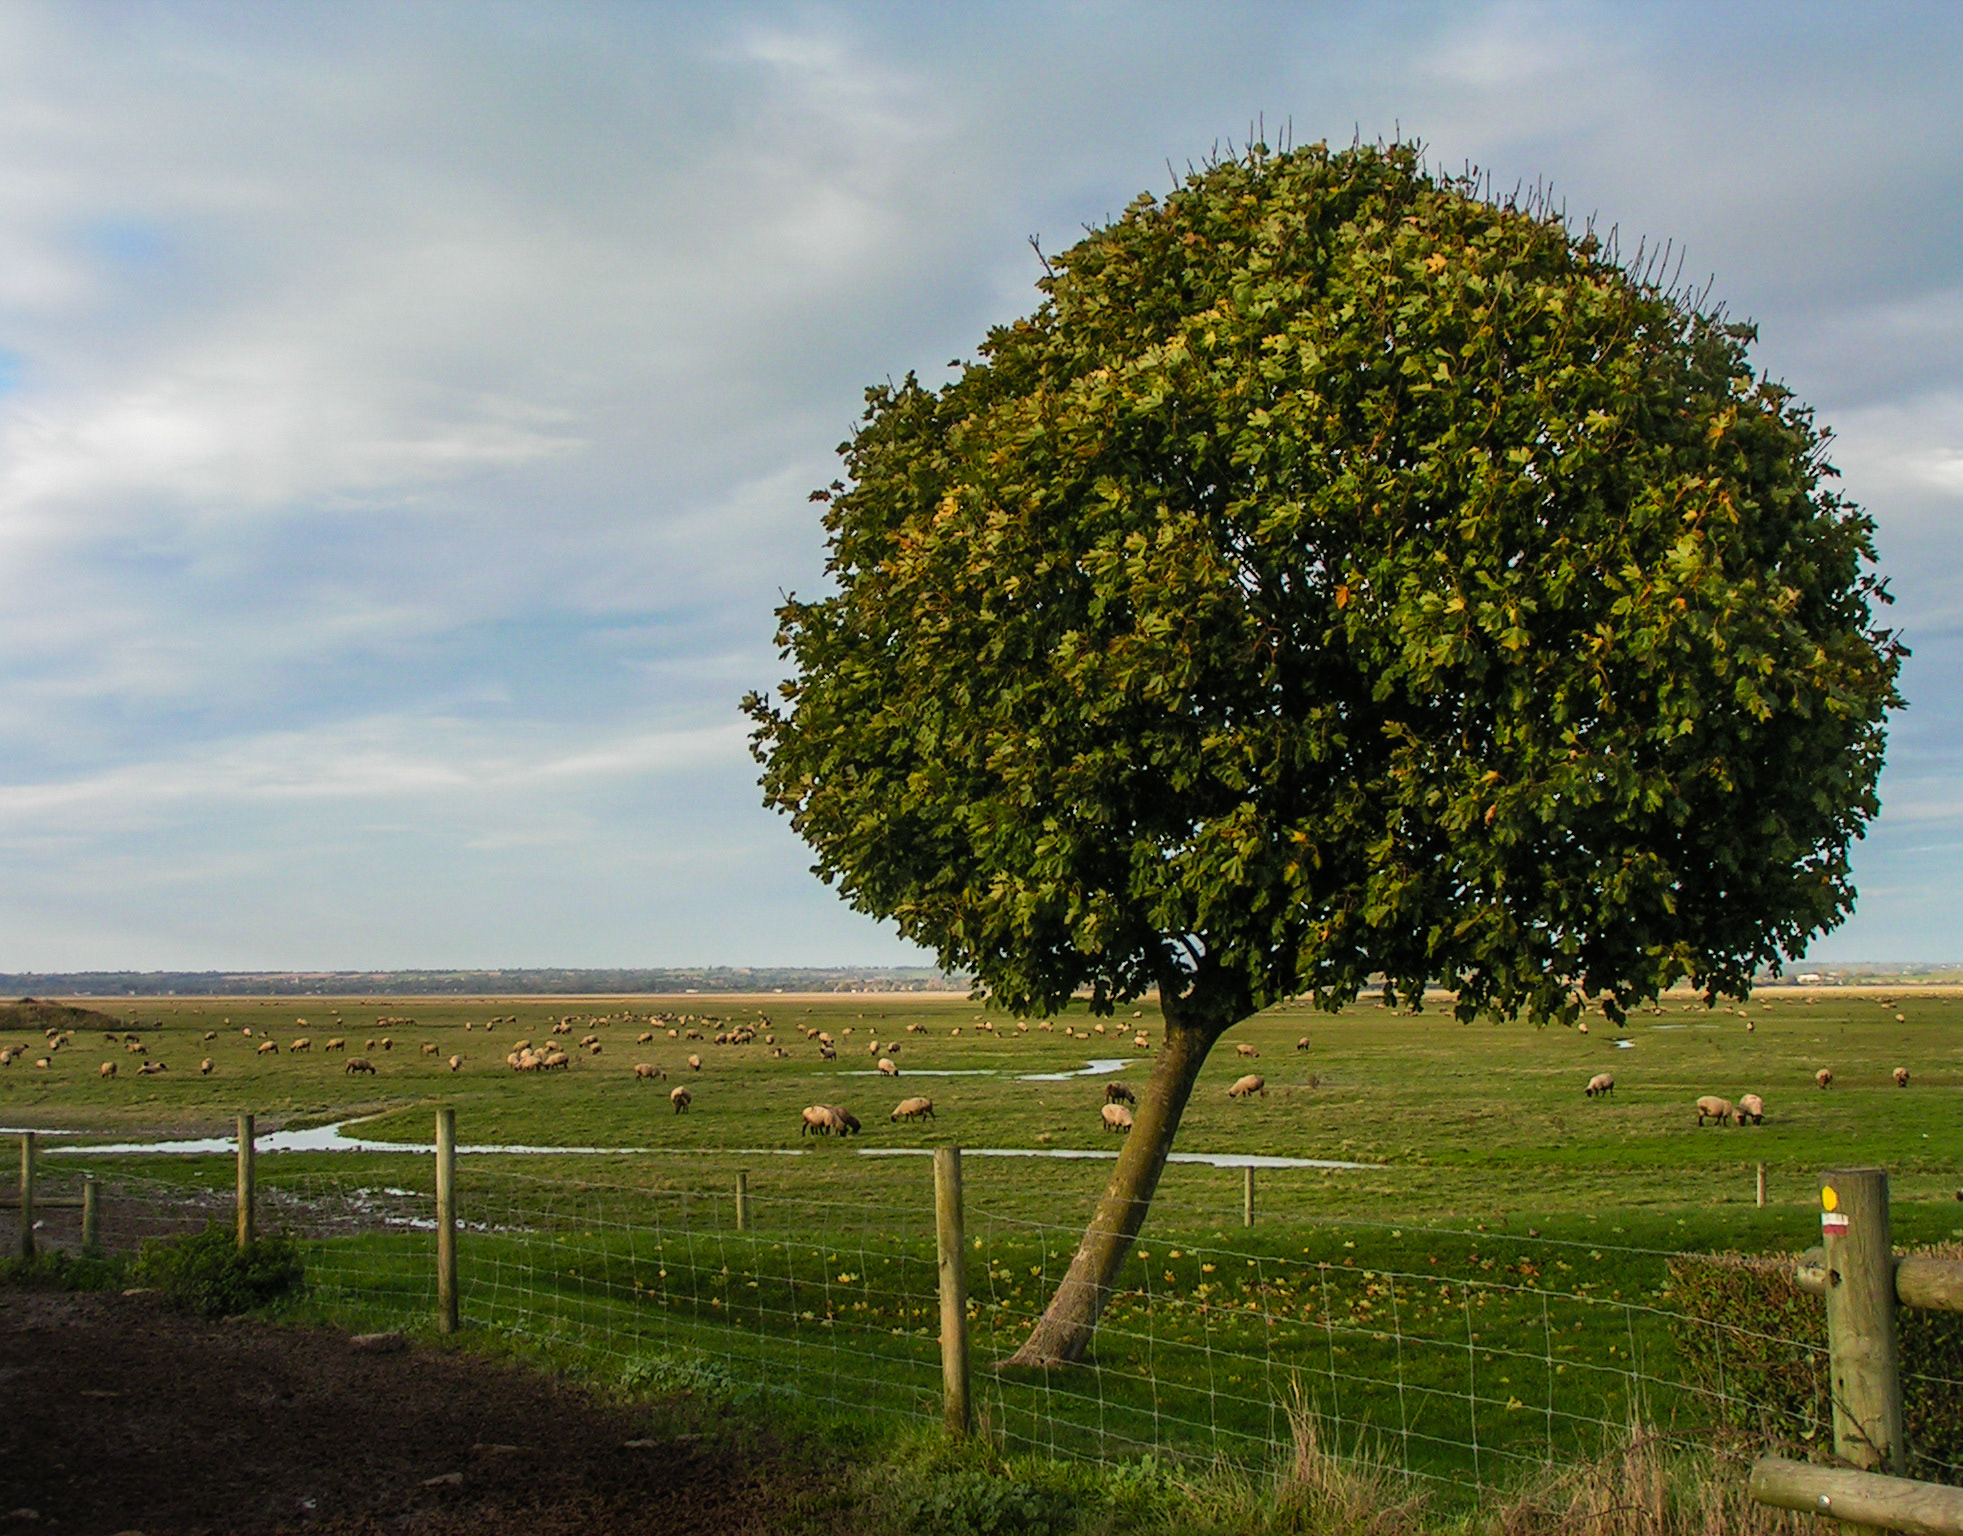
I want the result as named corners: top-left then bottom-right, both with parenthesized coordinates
top-left (743, 141), bottom-right (1903, 1366)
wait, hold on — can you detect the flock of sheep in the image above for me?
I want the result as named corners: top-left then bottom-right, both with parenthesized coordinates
top-left (1580, 1062), bottom-right (1917, 1128)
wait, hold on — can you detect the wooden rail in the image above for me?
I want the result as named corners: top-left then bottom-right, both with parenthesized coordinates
top-left (1795, 1249), bottom-right (1963, 1313)
top-left (1751, 1457), bottom-right (1963, 1536)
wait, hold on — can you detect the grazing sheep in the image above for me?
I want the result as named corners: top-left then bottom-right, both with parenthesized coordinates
top-left (1737, 1093), bottom-right (1765, 1124)
top-left (379, 1037), bottom-right (393, 1051)
top-left (421, 1043), bottom-right (438, 1056)
top-left (1104, 1082), bottom-right (1137, 1106)
top-left (324, 1038), bottom-right (345, 1052)
top-left (827, 1106), bottom-right (862, 1137)
top-left (1584, 1073), bottom-right (1614, 1098)
top-left (818, 1043), bottom-right (837, 1060)
top-left (1696, 1095), bottom-right (1737, 1126)
top-left (1227, 1074), bottom-right (1266, 1100)
top-left (891, 1096), bottom-right (935, 1122)
top-left (291, 1038), bottom-right (311, 1052)
top-left (633, 1062), bottom-right (665, 1080)
top-left (637, 1031), bottom-right (654, 1044)
top-left (256, 1040), bottom-right (278, 1055)
top-left (365, 1038), bottom-right (376, 1050)
top-left (1893, 1067), bottom-right (1910, 1088)
top-left (817, 1032), bottom-right (834, 1046)
top-left (32, 1058), bottom-right (48, 1069)
top-left (99, 1061), bottom-right (117, 1078)
top-left (551, 1022), bottom-right (572, 1036)
top-left (687, 1053), bottom-right (702, 1071)
top-left (126, 1041), bottom-right (147, 1055)
top-left (670, 1086), bottom-right (692, 1113)
top-left (877, 1057), bottom-right (899, 1076)
top-left (1816, 1068), bottom-right (1833, 1089)
top-left (1296, 1036), bottom-right (1312, 1051)
top-left (1101, 1103), bottom-right (1134, 1133)
top-left (801, 1105), bottom-right (841, 1137)
top-left (199, 1058), bottom-right (214, 1075)
top-left (345, 1058), bottom-right (376, 1074)
top-left (1577, 1022), bottom-right (1590, 1035)
top-left (580, 1034), bottom-right (599, 1048)
top-left (448, 1054), bottom-right (463, 1072)
top-left (138, 1061), bottom-right (167, 1076)
top-left (542, 1050), bottom-right (570, 1071)
top-left (203, 1031), bottom-right (217, 1042)
top-left (1235, 1043), bottom-right (1259, 1059)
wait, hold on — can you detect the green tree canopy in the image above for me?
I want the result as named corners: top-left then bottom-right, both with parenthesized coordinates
top-left (744, 140), bottom-right (1902, 1364)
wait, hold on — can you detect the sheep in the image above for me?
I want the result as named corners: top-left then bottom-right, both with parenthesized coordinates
top-left (126, 1041), bottom-right (147, 1055)
top-left (448, 1054), bottom-right (463, 1072)
top-left (203, 1031), bottom-right (217, 1042)
top-left (551, 1022), bottom-right (573, 1036)
top-left (687, 1053), bottom-right (703, 1071)
top-left (1235, 1043), bottom-right (1260, 1058)
top-left (1132, 1033), bottom-right (1150, 1048)
top-left (256, 1040), bottom-right (278, 1055)
top-left (1737, 1093), bottom-right (1765, 1124)
top-left (324, 1038), bottom-right (346, 1052)
top-left (542, 1050), bottom-right (570, 1071)
top-left (1816, 1068), bottom-right (1833, 1089)
top-left (379, 1037), bottom-right (393, 1051)
top-left (800, 1105), bottom-right (840, 1137)
top-left (291, 1038), bottom-right (311, 1052)
top-left (365, 1038), bottom-right (376, 1050)
top-left (512, 1038), bottom-right (532, 1051)
top-left (886, 1041), bottom-right (901, 1056)
top-left (420, 1043), bottom-right (438, 1056)
top-left (1584, 1073), bottom-right (1614, 1098)
top-left (199, 1058), bottom-right (214, 1075)
top-left (826, 1106), bottom-right (862, 1137)
top-left (1227, 1074), bottom-right (1266, 1100)
top-left (580, 1035), bottom-right (599, 1048)
top-left (138, 1061), bottom-right (167, 1076)
top-left (32, 1057), bottom-right (48, 1069)
top-left (891, 1096), bottom-right (935, 1122)
top-left (637, 1031), bottom-right (654, 1044)
top-left (1101, 1103), bottom-right (1134, 1133)
top-left (99, 1061), bottom-right (117, 1078)
top-left (818, 1043), bottom-right (837, 1060)
top-left (877, 1057), bottom-right (899, 1077)
top-left (588, 1042), bottom-right (603, 1054)
top-left (633, 1062), bottom-right (665, 1081)
top-left (817, 1032), bottom-right (834, 1046)
top-left (1893, 1067), bottom-right (1910, 1088)
top-left (0, 1047), bottom-right (16, 1066)
top-left (1696, 1095), bottom-right (1737, 1126)
top-left (345, 1058), bottom-right (376, 1074)
top-left (670, 1086), bottom-right (692, 1114)
top-left (1296, 1036), bottom-right (1312, 1051)
top-left (1104, 1082), bottom-right (1137, 1106)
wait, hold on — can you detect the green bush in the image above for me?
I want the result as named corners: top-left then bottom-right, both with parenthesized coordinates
top-left (896, 1469), bottom-right (1075, 1536)
top-left (131, 1222), bottom-right (305, 1317)
top-left (1667, 1244), bottom-right (1963, 1482)
top-left (0, 1247), bottom-right (127, 1292)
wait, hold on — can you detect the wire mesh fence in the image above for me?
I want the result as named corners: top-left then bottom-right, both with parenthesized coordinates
top-left (21, 1137), bottom-right (1914, 1504)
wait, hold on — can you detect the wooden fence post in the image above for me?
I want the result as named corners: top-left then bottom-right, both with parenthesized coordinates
top-left (236, 1114), bottom-right (255, 1249)
top-left (1821, 1168), bottom-right (1905, 1478)
top-left (735, 1170), bottom-right (750, 1233)
top-left (17, 1132), bottom-right (34, 1261)
top-left (435, 1107), bottom-right (458, 1335)
top-left (934, 1146), bottom-right (972, 1437)
top-left (81, 1174), bottom-right (99, 1255)
top-left (1244, 1165), bottom-right (1256, 1227)
top-left (1757, 1163), bottom-right (1767, 1209)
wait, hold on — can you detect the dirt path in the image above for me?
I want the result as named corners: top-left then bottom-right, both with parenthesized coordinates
top-left (0, 1289), bottom-right (820, 1536)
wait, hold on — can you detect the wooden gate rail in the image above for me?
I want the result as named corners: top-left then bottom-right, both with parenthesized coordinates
top-left (1747, 1167), bottom-right (1963, 1534)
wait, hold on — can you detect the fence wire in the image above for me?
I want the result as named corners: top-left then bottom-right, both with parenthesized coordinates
top-left (21, 1144), bottom-right (1919, 1498)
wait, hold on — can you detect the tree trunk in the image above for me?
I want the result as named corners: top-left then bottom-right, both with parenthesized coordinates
top-left (1003, 1008), bottom-right (1226, 1367)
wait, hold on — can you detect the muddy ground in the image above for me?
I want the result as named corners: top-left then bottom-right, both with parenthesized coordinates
top-left (0, 1289), bottom-right (827, 1536)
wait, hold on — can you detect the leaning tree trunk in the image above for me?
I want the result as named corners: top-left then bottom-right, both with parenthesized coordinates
top-left (1003, 1006), bottom-right (1232, 1367)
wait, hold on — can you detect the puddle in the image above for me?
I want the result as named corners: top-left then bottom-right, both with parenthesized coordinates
top-left (1017, 1058), bottom-right (1134, 1082)
top-left (1614, 1039), bottom-right (1635, 1049)
top-left (837, 1069), bottom-right (1000, 1078)
top-left (45, 1119), bottom-right (811, 1157)
top-left (857, 1148), bottom-right (1381, 1170)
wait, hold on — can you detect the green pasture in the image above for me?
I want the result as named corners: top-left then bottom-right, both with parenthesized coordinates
top-left (8, 985), bottom-right (1960, 1489)
top-left (6, 985), bottom-right (1961, 1222)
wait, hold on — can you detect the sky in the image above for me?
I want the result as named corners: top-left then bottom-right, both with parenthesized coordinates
top-left (1, 2), bottom-right (1960, 971)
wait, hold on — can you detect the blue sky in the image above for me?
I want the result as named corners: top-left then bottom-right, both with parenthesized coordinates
top-left (1, 2), bottom-right (1960, 969)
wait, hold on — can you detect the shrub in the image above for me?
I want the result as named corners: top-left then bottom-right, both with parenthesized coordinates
top-left (895, 1469), bottom-right (1074, 1536)
top-left (1666, 1244), bottom-right (1963, 1482)
top-left (131, 1222), bottom-right (305, 1317)
top-left (0, 1248), bottom-right (127, 1292)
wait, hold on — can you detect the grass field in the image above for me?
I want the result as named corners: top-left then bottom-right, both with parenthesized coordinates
top-left (6, 985), bottom-right (1961, 1494)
